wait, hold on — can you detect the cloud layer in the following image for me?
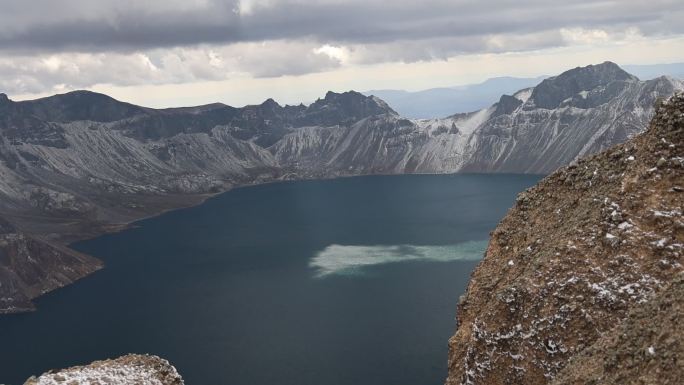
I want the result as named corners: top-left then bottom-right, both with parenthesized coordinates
top-left (3, 1), bottom-right (683, 51)
top-left (1, 0), bottom-right (683, 96)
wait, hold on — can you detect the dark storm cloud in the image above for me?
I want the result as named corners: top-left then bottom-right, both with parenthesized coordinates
top-left (1, 0), bottom-right (683, 53)
top-left (0, 0), bottom-right (243, 51)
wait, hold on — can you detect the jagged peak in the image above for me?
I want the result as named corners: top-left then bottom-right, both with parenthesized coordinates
top-left (324, 90), bottom-right (339, 100)
top-left (492, 94), bottom-right (523, 117)
top-left (323, 90), bottom-right (355, 100)
top-left (261, 98), bottom-right (281, 108)
top-left (549, 61), bottom-right (637, 86)
top-left (293, 90), bottom-right (396, 126)
top-left (529, 62), bottom-right (639, 109)
top-left (565, 61), bottom-right (637, 81)
top-left (314, 90), bottom-right (395, 114)
top-left (319, 90), bottom-right (371, 101)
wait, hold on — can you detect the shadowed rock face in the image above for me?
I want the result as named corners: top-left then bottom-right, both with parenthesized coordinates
top-left (24, 354), bottom-right (184, 385)
top-left (491, 94), bottom-right (522, 117)
top-left (0, 62), bottom-right (681, 313)
top-left (445, 94), bottom-right (684, 385)
top-left (0, 217), bottom-right (102, 313)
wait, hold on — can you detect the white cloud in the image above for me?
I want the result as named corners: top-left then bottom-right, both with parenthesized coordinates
top-left (0, 41), bottom-right (345, 94)
top-left (314, 44), bottom-right (350, 64)
top-left (560, 28), bottom-right (611, 45)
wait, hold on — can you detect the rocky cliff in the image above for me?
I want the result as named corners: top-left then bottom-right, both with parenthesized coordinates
top-left (24, 354), bottom-right (184, 385)
top-left (445, 94), bottom-right (684, 384)
top-left (0, 217), bottom-right (101, 313)
top-left (462, 62), bottom-right (683, 173)
top-left (0, 62), bottom-right (681, 313)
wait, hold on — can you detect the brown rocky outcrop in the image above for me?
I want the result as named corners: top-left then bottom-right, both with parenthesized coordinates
top-left (446, 94), bottom-right (684, 384)
top-left (551, 275), bottom-right (683, 385)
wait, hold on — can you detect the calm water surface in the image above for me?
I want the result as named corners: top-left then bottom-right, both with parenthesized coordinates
top-left (0, 174), bottom-right (540, 385)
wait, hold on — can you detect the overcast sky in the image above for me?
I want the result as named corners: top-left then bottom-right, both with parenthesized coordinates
top-left (2, 0), bottom-right (684, 107)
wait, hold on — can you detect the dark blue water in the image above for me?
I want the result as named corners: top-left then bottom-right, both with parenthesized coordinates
top-left (0, 174), bottom-right (540, 385)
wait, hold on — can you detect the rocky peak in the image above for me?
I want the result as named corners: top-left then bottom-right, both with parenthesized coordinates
top-left (242, 97), bottom-right (284, 120)
top-left (302, 90), bottom-right (396, 126)
top-left (491, 94), bottom-right (523, 117)
top-left (260, 97), bottom-right (281, 110)
top-left (530, 61), bottom-right (638, 109)
top-left (0, 93), bottom-right (9, 103)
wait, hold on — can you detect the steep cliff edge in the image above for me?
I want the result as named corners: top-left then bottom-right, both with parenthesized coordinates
top-left (446, 94), bottom-right (684, 384)
top-left (24, 354), bottom-right (184, 385)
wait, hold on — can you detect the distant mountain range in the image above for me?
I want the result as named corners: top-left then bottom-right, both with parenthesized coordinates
top-left (365, 77), bottom-right (547, 119)
top-left (0, 61), bottom-right (682, 313)
top-left (366, 62), bottom-right (684, 118)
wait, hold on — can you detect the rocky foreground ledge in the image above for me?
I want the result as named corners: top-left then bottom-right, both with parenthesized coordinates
top-left (24, 354), bottom-right (184, 385)
top-left (446, 94), bottom-right (684, 385)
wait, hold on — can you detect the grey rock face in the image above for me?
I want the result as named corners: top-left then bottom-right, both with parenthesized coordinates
top-left (0, 62), bottom-right (681, 313)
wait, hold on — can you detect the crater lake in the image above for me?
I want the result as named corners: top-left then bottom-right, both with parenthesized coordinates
top-left (0, 174), bottom-right (541, 385)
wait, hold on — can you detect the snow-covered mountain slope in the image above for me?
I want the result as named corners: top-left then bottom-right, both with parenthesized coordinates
top-left (462, 62), bottom-right (684, 173)
top-left (277, 62), bottom-right (683, 177)
top-left (0, 62), bottom-right (681, 313)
